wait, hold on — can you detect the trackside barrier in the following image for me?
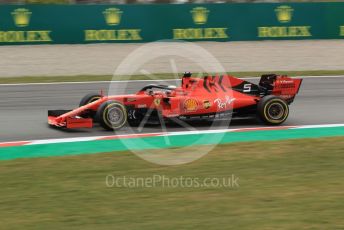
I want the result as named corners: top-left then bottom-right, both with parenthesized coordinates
top-left (0, 3), bottom-right (344, 45)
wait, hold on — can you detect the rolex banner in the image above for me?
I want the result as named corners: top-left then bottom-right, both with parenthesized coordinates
top-left (0, 3), bottom-right (344, 45)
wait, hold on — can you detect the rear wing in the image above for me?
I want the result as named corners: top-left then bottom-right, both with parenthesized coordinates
top-left (259, 74), bottom-right (303, 103)
top-left (209, 74), bottom-right (302, 103)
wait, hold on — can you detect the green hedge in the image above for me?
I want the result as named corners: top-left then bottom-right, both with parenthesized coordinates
top-left (25, 0), bottom-right (71, 3)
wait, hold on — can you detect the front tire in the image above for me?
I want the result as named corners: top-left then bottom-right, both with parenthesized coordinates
top-left (257, 95), bottom-right (289, 125)
top-left (79, 93), bottom-right (101, 107)
top-left (96, 101), bottom-right (127, 130)
top-left (79, 93), bottom-right (102, 120)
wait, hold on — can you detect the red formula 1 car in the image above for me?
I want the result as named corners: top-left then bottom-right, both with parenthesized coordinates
top-left (48, 73), bottom-right (302, 130)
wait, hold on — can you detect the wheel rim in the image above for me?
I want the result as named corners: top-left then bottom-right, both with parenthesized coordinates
top-left (267, 102), bottom-right (285, 120)
top-left (107, 107), bottom-right (124, 126)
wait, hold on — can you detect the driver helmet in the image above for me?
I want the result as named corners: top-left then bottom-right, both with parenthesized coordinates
top-left (183, 71), bottom-right (192, 78)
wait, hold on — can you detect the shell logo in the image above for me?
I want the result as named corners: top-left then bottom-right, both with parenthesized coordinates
top-left (183, 99), bottom-right (198, 112)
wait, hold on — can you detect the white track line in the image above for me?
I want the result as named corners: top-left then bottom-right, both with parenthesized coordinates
top-left (1, 123), bottom-right (344, 147)
top-left (28, 136), bottom-right (103, 145)
top-left (0, 75), bottom-right (343, 87)
top-left (291, 124), bottom-right (344, 129)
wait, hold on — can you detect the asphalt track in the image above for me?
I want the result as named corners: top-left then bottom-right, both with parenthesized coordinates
top-left (1, 76), bottom-right (344, 142)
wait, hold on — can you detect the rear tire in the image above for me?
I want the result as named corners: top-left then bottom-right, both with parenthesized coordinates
top-left (257, 95), bottom-right (289, 125)
top-left (96, 100), bottom-right (127, 130)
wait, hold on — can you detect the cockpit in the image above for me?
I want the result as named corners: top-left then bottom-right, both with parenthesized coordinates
top-left (138, 72), bottom-right (204, 96)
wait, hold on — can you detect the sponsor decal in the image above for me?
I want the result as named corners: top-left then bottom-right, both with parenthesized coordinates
top-left (203, 100), bottom-right (211, 109)
top-left (166, 113), bottom-right (179, 117)
top-left (278, 83), bottom-right (295, 89)
top-left (279, 80), bottom-right (294, 84)
top-left (154, 98), bottom-right (161, 106)
top-left (84, 8), bottom-right (142, 42)
top-left (173, 28), bottom-right (228, 40)
top-left (258, 6), bottom-right (312, 38)
top-left (128, 109), bottom-right (137, 119)
top-left (126, 98), bottom-right (136, 102)
top-left (258, 26), bottom-right (311, 38)
top-left (340, 26), bottom-right (344, 36)
top-left (12, 8), bottom-right (31, 27)
top-left (85, 29), bottom-right (142, 41)
top-left (184, 99), bottom-right (198, 112)
top-left (190, 7), bottom-right (209, 25)
top-left (103, 8), bottom-right (122, 26)
top-left (214, 96), bottom-right (235, 109)
top-left (173, 7), bottom-right (229, 40)
top-left (191, 7), bottom-right (209, 25)
top-left (275, 5), bottom-right (293, 23)
top-left (137, 104), bottom-right (147, 108)
top-left (0, 8), bottom-right (52, 43)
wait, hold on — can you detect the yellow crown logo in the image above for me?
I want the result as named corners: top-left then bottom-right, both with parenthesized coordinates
top-left (190, 7), bottom-right (209, 25)
top-left (12, 8), bottom-right (32, 27)
top-left (275, 5), bottom-right (293, 23)
top-left (103, 8), bottom-right (122, 26)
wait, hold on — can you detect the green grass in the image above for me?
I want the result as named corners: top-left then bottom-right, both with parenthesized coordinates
top-left (1, 70), bottom-right (344, 84)
top-left (1, 137), bottom-right (344, 229)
